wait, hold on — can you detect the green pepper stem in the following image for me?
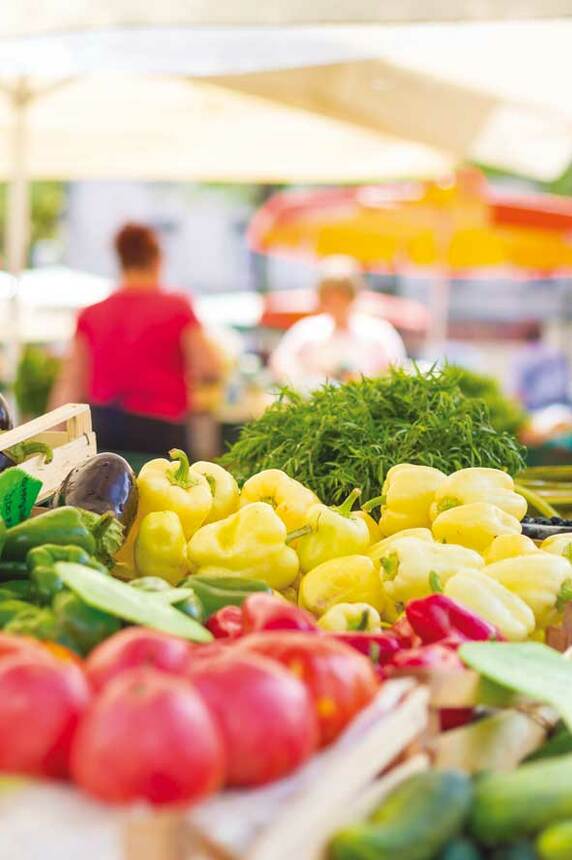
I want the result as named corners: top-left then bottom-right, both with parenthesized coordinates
top-left (362, 495), bottom-right (385, 513)
top-left (335, 488), bottom-right (362, 518)
top-left (286, 525), bottom-right (312, 543)
top-left (514, 482), bottom-right (560, 519)
top-left (7, 442), bottom-right (53, 465)
top-left (557, 578), bottom-right (572, 611)
top-left (168, 448), bottom-right (197, 490)
top-left (429, 570), bottom-right (443, 593)
top-left (91, 511), bottom-right (117, 541)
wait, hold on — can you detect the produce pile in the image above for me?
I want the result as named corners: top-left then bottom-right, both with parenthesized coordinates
top-left (3, 380), bottom-right (572, 858)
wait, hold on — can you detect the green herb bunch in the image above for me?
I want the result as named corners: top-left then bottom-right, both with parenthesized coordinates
top-left (221, 365), bottom-right (526, 505)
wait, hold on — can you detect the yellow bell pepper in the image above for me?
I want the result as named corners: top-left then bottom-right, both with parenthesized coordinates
top-left (483, 533), bottom-right (539, 564)
top-left (317, 602), bottom-right (382, 632)
top-left (354, 510), bottom-right (382, 544)
top-left (484, 553), bottom-right (572, 627)
top-left (380, 536), bottom-right (483, 603)
top-left (295, 489), bottom-right (371, 573)
top-left (370, 464), bottom-right (447, 537)
top-left (368, 528), bottom-right (434, 566)
top-left (541, 534), bottom-right (572, 564)
top-left (432, 502), bottom-right (522, 554)
top-left (189, 461), bottom-right (239, 524)
top-left (299, 554), bottom-right (386, 616)
top-left (239, 468), bottom-right (318, 531)
top-left (430, 467), bottom-right (527, 521)
top-left (444, 569), bottom-right (535, 641)
top-left (137, 449), bottom-right (212, 539)
top-left (134, 511), bottom-right (188, 586)
top-left (187, 501), bottom-right (299, 590)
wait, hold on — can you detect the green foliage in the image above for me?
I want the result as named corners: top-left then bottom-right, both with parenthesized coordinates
top-left (453, 366), bottom-right (527, 436)
top-left (0, 181), bottom-right (65, 260)
top-left (221, 365), bottom-right (527, 505)
top-left (14, 346), bottom-right (61, 418)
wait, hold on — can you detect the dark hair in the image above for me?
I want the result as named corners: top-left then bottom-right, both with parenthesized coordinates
top-left (114, 223), bottom-right (160, 270)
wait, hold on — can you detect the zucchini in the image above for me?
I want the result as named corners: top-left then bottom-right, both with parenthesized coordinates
top-left (537, 820), bottom-right (572, 860)
top-left (330, 770), bottom-right (472, 860)
top-left (470, 753), bottom-right (572, 845)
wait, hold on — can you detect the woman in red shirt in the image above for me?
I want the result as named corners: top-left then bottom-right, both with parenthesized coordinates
top-left (50, 223), bottom-right (221, 453)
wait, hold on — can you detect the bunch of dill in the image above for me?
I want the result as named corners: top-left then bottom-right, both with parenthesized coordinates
top-left (221, 365), bottom-right (526, 506)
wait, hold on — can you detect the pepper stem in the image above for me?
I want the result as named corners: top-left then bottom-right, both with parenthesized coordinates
top-left (429, 570), bottom-right (443, 593)
top-left (362, 495), bottom-right (385, 513)
top-left (557, 578), bottom-right (572, 611)
top-left (286, 525), bottom-right (312, 543)
top-left (168, 449), bottom-right (197, 490)
top-left (435, 496), bottom-right (461, 515)
top-left (514, 482), bottom-right (560, 519)
top-left (335, 488), bottom-right (362, 518)
top-left (7, 441), bottom-right (53, 465)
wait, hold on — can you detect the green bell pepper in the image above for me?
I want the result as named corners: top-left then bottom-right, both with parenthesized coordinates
top-left (0, 580), bottom-right (35, 601)
top-left (4, 607), bottom-right (62, 641)
top-left (0, 599), bottom-right (35, 628)
top-left (27, 544), bottom-right (108, 604)
top-left (3, 507), bottom-right (124, 565)
top-left (52, 591), bottom-right (122, 655)
top-left (180, 573), bottom-right (272, 618)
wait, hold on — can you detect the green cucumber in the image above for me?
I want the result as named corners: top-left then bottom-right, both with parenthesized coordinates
top-left (438, 838), bottom-right (483, 860)
top-left (470, 753), bottom-right (572, 845)
top-left (537, 820), bottom-right (572, 860)
top-left (331, 770), bottom-right (472, 860)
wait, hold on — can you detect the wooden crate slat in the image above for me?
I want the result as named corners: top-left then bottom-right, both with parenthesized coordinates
top-left (0, 403), bottom-right (92, 451)
top-left (20, 433), bottom-right (97, 502)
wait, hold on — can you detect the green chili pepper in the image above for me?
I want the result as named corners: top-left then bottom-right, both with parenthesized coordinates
top-left (3, 507), bottom-right (123, 565)
top-left (52, 591), bottom-right (122, 655)
top-left (130, 576), bottom-right (205, 622)
top-left (0, 599), bottom-right (35, 628)
top-left (0, 580), bottom-right (35, 601)
top-left (180, 573), bottom-right (272, 619)
top-left (27, 544), bottom-right (108, 604)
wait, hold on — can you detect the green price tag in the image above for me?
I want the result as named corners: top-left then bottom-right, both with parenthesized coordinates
top-left (0, 467), bottom-right (42, 527)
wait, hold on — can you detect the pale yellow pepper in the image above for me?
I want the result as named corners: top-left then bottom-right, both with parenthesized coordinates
top-left (189, 461), bottom-right (239, 524)
top-left (379, 536), bottom-right (483, 604)
top-left (317, 602), bottom-right (382, 632)
top-left (484, 553), bottom-right (572, 627)
top-left (354, 510), bottom-right (382, 544)
top-left (483, 533), bottom-right (539, 564)
top-left (432, 502), bottom-right (522, 554)
top-left (445, 569), bottom-right (535, 641)
top-left (368, 528), bottom-right (434, 566)
top-left (374, 464), bottom-right (447, 537)
top-left (541, 534), bottom-right (572, 564)
top-left (239, 469), bottom-right (318, 531)
top-left (430, 467), bottom-right (527, 521)
top-left (299, 554), bottom-right (386, 617)
top-left (295, 489), bottom-right (371, 574)
top-left (187, 502), bottom-right (299, 590)
top-left (134, 511), bottom-right (188, 586)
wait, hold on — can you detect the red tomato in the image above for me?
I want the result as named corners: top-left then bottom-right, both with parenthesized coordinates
top-left (0, 655), bottom-right (90, 778)
top-left (42, 642), bottom-right (83, 666)
top-left (239, 632), bottom-right (379, 746)
top-left (0, 633), bottom-right (53, 662)
top-left (85, 628), bottom-right (193, 691)
top-left (188, 652), bottom-right (318, 787)
top-left (71, 667), bottom-right (225, 806)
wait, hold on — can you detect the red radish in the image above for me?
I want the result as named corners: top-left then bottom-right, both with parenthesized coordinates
top-left (239, 632), bottom-right (379, 746)
top-left (71, 667), bottom-right (225, 806)
top-left (188, 652), bottom-right (318, 786)
top-left (0, 655), bottom-right (90, 778)
top-left (85, 628), bottom-right (192, 690)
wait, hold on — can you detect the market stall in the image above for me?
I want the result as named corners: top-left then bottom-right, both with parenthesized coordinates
top-left (0, 367), bottom-right (572, 858)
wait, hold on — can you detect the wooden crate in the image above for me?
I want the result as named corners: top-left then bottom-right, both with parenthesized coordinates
top-left (1, 404), bottom-right (96, 502)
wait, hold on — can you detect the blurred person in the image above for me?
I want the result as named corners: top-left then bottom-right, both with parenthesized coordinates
top-left (50, 223), bottom-right (221, 453)
top-left (270, 256), bottom-right (406, 390)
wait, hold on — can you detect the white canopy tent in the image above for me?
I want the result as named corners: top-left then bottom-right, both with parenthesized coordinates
top-left (1, 0), bottom-right (571, 33)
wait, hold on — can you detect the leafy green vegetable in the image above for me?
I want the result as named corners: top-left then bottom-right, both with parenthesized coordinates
top-left (55, 562), bottom-right (212, 643)
top-left (222, 365), bottom-right (526, 505)
top-left (14, 345), bottom-right (61, 419)
top-left (460, 642), bottom-right (572, 730)
top-left (453, 366), bottom-right (527, 436)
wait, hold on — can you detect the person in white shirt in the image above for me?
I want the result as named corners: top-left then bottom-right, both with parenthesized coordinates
top-left (270, 256), bottom-right (406, 391)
